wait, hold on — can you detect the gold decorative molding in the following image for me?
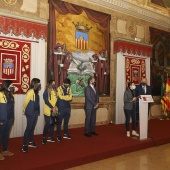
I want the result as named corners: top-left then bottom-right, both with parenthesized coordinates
top-left (0, 40), bottom-right (20, 49)
top-left (83, 0), bottom-right (170, 28)
top-left (113, 37), bottom-right (153, 47)
top-left (4, 0), bottom-right (17, 5)
top-left (148, 2), bottom-right (166, 10)
top-left (0, 11), bottom-right (48, 24)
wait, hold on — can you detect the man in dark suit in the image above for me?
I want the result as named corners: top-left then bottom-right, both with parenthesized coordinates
top-left (135, 78), bottom-right (152, 122)
top-left (84, 77), bottom-right (99, 137)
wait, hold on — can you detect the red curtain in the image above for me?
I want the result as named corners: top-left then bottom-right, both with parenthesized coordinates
top-left (114, 40), bottom-right (152, 57)
top-left (48, 0), bottom-right (111, 85)
top-left (0, 16), bottom-right (47, 39)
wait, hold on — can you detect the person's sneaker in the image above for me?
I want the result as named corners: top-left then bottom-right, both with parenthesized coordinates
top-left (42, 137), bottom-right (47, 144)
top-left (63, 134), bottom-right (72, 139)
top-left (0, 153), bottom-right (5, 160)
top-left (132, 130), bottom-right (139, 136)
top-left (28, 141), bottom-right (38, 148)
top-left (1, 150), bottom-right (14, 156)
top-left (22, 145), bottom-right (28, 153)
top-left (57, 136), bottom-right (62, 142)
top-left (47, 137), bottom-right (56, 142)
top-left (127, 131), bottom-right (130, 137)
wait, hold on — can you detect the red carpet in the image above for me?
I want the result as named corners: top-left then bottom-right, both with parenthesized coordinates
top-left (1, 119), bottom-right (170, 170)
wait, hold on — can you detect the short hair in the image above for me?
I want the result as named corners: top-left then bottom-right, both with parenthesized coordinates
top-left (48, 79), bottom-right (55, 85)
top-left (88, 76), bottom-right (94, 84)
top-left (127, 82), bottom-right (133, 88)
top-left (63, 78), bottom-right (71, 84)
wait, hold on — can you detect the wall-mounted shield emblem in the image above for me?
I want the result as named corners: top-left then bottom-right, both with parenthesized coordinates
top-left (3, 58), bottom-right (14, 75)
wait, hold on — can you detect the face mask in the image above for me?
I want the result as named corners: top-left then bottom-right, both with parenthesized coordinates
top-left (141, 82), bottom-right (146, 86)
top-left (9, 87), bottom-right (14, 92)
top-left (64, 85), bottom-right (69, 88)
top-left (92, 82), bottom-right (96, 87)
top-left (132, 85), bottom-right (136, 90)
top-left (51, 84), bottom-right (56, 89)
top-left (38, 84), bottom-right (41, 89)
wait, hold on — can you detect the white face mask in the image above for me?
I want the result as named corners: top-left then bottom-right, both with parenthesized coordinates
top-left (132, 85), bottom-right (136, 90)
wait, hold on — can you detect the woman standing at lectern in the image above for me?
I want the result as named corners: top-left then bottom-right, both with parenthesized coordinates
top-left (123, 82), bottom-right (139, 137)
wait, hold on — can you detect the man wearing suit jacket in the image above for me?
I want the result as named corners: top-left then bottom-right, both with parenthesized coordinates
top-left (84, 77), bottom-right (99, 137)
top-left (135, 78), bottom-right (152, 122)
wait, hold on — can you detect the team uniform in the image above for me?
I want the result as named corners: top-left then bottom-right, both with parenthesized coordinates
top-left (42, 89), bottom-right (57, 144)
top-left (56, 85), bottom-right (72, 141)
top-left (0, 91), bottom-right (14, 159)
top-left (22, 89), bottom-right (40, 152)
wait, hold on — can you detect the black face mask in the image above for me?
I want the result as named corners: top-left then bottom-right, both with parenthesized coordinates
top-left (141, 82), bottom-right (146, 86)
top-left (64, 85), bottom-right (69, 88)
top-left (92, 82), bottom-right (96, 87)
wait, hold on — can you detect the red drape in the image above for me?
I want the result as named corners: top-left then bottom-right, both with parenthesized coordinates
top-left (50, 0), bottom-right (110, 27)
top-left (48, 0), bottom-right (111, 86)
top-left (114, 39), bottom-right (152, 57)
top-left (0, 16), bottom-right (47, 39)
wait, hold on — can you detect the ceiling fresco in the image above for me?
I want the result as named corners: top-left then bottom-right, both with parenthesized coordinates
top-left (161, 0), bottom-right (170, 7)
top-left (150, 0), bottom-right (170, 8)
top-left (151, 0), bottom-right (166, 7)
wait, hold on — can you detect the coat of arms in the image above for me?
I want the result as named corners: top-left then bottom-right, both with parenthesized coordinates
top-left (72, 22), bottom-right (92, 50)
top-left (3, 58), bottom-right (14, 75)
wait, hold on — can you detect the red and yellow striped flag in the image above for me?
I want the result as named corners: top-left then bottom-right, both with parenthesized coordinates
top-left (161, 77), bottom-right (170, 116)
top-left (166, 77), bottom-right (170, 93)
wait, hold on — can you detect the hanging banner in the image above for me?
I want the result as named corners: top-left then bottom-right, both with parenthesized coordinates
top-left (125, 56), bottom-right (146, 85)
top-left (0, 36), bottom-right (31, 94)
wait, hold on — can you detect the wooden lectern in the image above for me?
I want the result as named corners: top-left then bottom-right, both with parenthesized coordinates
top-left (139, 95), bottom-right (154, 140)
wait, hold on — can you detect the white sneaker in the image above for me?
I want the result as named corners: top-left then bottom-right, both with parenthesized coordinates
top-left (132, 130), bottom-right (139, 136)
top-left (127, 131), bottom-right (130, 137)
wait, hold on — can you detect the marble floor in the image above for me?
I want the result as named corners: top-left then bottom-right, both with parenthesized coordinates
top-left (67, 143), bottom-right (170, 170)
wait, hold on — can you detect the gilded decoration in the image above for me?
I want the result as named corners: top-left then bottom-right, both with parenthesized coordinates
top-left (125, 56), bottom-right (146, 85)
top-left (131, 58), bottom-right (141, 65)
top-left (22, 44), bottom-right (30, 63)
top-left (129, 0), bottom-right (147, 6)
top-left (0, 37), bottom-right (31, 94)
top-left (126, 21), bottom-right (137, 38)
top-left (21, 74), bottom-right (29, 92)
top-left (4, 0), bottom-right (17, 5)
top-left (0, 40), bottom-right (19, 49)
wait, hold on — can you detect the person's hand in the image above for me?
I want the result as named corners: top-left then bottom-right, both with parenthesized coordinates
top-left (94, 103), bottom-right (99, 109)
top-left (132, 97), bottom-right (136, 101)
top-left (52, 106), bottom-right (56, 112)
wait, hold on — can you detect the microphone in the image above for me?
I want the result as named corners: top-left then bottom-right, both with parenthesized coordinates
top-left (136, 95), bottom-right (141, 99)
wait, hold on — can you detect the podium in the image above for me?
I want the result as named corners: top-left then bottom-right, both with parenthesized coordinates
top-left (139, 95), bottom-right (154, 140)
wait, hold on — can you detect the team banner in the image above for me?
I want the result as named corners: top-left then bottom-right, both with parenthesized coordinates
top-left (125, 56), bottom-right (146, 85)
top-left (0, 36), bottom-right (31, 94)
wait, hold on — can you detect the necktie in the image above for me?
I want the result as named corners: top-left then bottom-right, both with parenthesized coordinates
top-left (92, 86), bottom-right (96, 93)
top-left (142, 86), bottom-right (145, 94)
